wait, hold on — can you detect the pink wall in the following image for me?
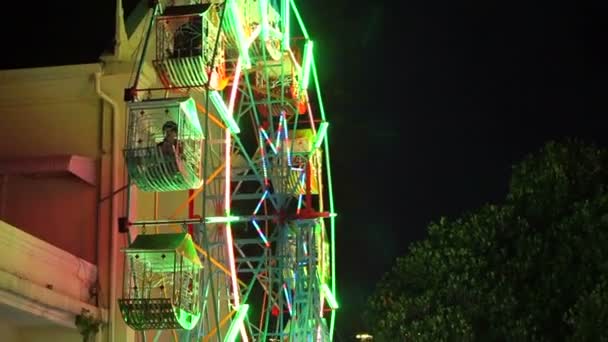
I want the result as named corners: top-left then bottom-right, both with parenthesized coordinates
top-left (1, 174), bottom-right (97, 263)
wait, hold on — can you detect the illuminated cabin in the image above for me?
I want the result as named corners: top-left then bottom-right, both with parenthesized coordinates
top-left (154, 3), bottom-right (226, 91)
top-left (124, 96), bottom-right (204, 192)
top-left (118, 233), bottom-right (202, 330)
top-left (287, 128), bottom-right (322, 196)
top-left (268, 128), bottom-right (322, 196)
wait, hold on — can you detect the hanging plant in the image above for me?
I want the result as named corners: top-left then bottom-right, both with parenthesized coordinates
top-left (75, 308), bottom-right (102, 342)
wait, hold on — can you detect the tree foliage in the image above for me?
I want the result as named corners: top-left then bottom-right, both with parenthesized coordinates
top-left (365, 140), bottom-right (608, 341)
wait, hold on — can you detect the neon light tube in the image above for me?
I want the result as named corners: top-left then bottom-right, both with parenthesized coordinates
top-left (306, 95), bottom-right (317, 135)
top-left (260, 127), bottom-right (278, 154)
top-left (300, 40), bottom-right (314, 91)
top-left (282, 115), bottom-right (291, 166)
top-left (226, 226), bottom-right (245, 340)
top-left (283, 283), bottom-right (293, 315)
top-left (224, 304), bottom-right (249, 342)
top-left (252, 220), bottom-right (270, 247)
top-left (311, 59), bottom-right (337, 341)
top-left (228, 0), bottom-right (252, 69)
top-left (224, 123), bottom-right (232, 225)
top-left (179, 98), bottom-right (204, 137)
top-left (296, 194), bottom-right (303, 214)
top-left (253, 190), bottom-right (269, 215)
top-left (275, 118), bottom-right (283, 151)
top-left (206, 216), bottom-right (241, 224)
top-left (313, 122), bottom-right (328, 149)
top-left (224, 89), bottom-right (248, 342)
top-left (281, 0), bottom-right (290, 50)
top-left (259, 131), bottom-right (269, 185)
top-left (210, 91), bottom-right (240, 134)
top-left (259, 0), bottom-right (269, 40)
top-left (228, 58), bottom-right (243, 116)
top-left (225, 158), bottom-right (241, 320)
top-left (321, 283), bottom-right (339, 309)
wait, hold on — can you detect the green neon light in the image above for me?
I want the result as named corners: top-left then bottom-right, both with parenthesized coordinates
top-left (224, 304), bottom-right (249, 342)
top-left (180, 97), bottom-right (204, 137)
top-left (312, 58), bottom-right (337, 340)
top-left (313, 122), bottom-right (328, 149)
top-left (174, 307), bottom-right (202, 330)
top-left (300, 40), bottom-right (314, 91)
top-left (205, 215), bottom-right (241, 224)
top-left (210, 91), bottom-right (241, 134)
top-left (260, 0), bottom-right (269, 40)
top-left (281, 0), bottom-right (290, 50)
top-left (289, 0), bottom-right (309, 40)
top-left (321, 283), bottom-right (339, 309)
top-left (228, 0), bottom-right (252, 69)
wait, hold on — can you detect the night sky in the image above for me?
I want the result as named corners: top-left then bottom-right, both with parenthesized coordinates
top-left (2, 0), bottom-right (607, 340)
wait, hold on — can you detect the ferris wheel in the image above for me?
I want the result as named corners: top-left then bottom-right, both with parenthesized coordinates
top-left (117, 0), bottom-right (338, 341)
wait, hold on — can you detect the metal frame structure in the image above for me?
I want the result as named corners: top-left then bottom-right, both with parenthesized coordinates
top-left (120, 1), bottom-right (338, 341)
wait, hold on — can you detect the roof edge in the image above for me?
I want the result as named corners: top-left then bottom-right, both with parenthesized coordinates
top-left (0, 155), bottom-right (97, 186)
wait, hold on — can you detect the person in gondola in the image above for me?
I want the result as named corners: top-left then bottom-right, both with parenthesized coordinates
top-left (157, 120), bottom-right (183, 176)
top-left (157, 120), bottom-right (179, 155)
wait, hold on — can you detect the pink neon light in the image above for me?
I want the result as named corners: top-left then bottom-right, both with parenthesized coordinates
top-left (282, 114), bottom-right (292, 166)
top-left (253, 190), bottom-right (269, 215)
top-left (306, 94), bottom-right (317, 135)
top-left (225, 130), bottom-right (238, 295)
top-left (224, 92), bottom-right (249, 342)
top-left (228, 58), bottom-right (242, 116)
top-left (275, 115), bottom-right (283, 151)
top-left (251, 220), bottom-right (270, 247)
top-left (260, 127), bottom-right (277, 154)
top-left (224, 111), bottom-right (232, 213)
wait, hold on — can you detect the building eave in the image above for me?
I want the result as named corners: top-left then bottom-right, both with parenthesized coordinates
top-left (0, 155), bottom-right (97, 186)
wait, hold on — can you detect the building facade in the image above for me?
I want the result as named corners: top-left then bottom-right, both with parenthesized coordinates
top-left (0, 1), bottom-right (172, 340)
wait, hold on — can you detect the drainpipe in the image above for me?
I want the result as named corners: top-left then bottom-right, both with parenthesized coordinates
top-left (0, 175), bottom-right (7, 218)
top-left (94, 70), bottom-right (119, 342)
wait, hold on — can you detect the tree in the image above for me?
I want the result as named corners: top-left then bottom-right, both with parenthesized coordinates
top-left (365, 140), bottom-right (608, 341)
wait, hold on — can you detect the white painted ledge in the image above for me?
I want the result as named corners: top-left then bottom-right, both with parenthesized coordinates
top-left (0, 270), bottom-right (106, 328)
top-left (0, 220), bottom-right (106, 326)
